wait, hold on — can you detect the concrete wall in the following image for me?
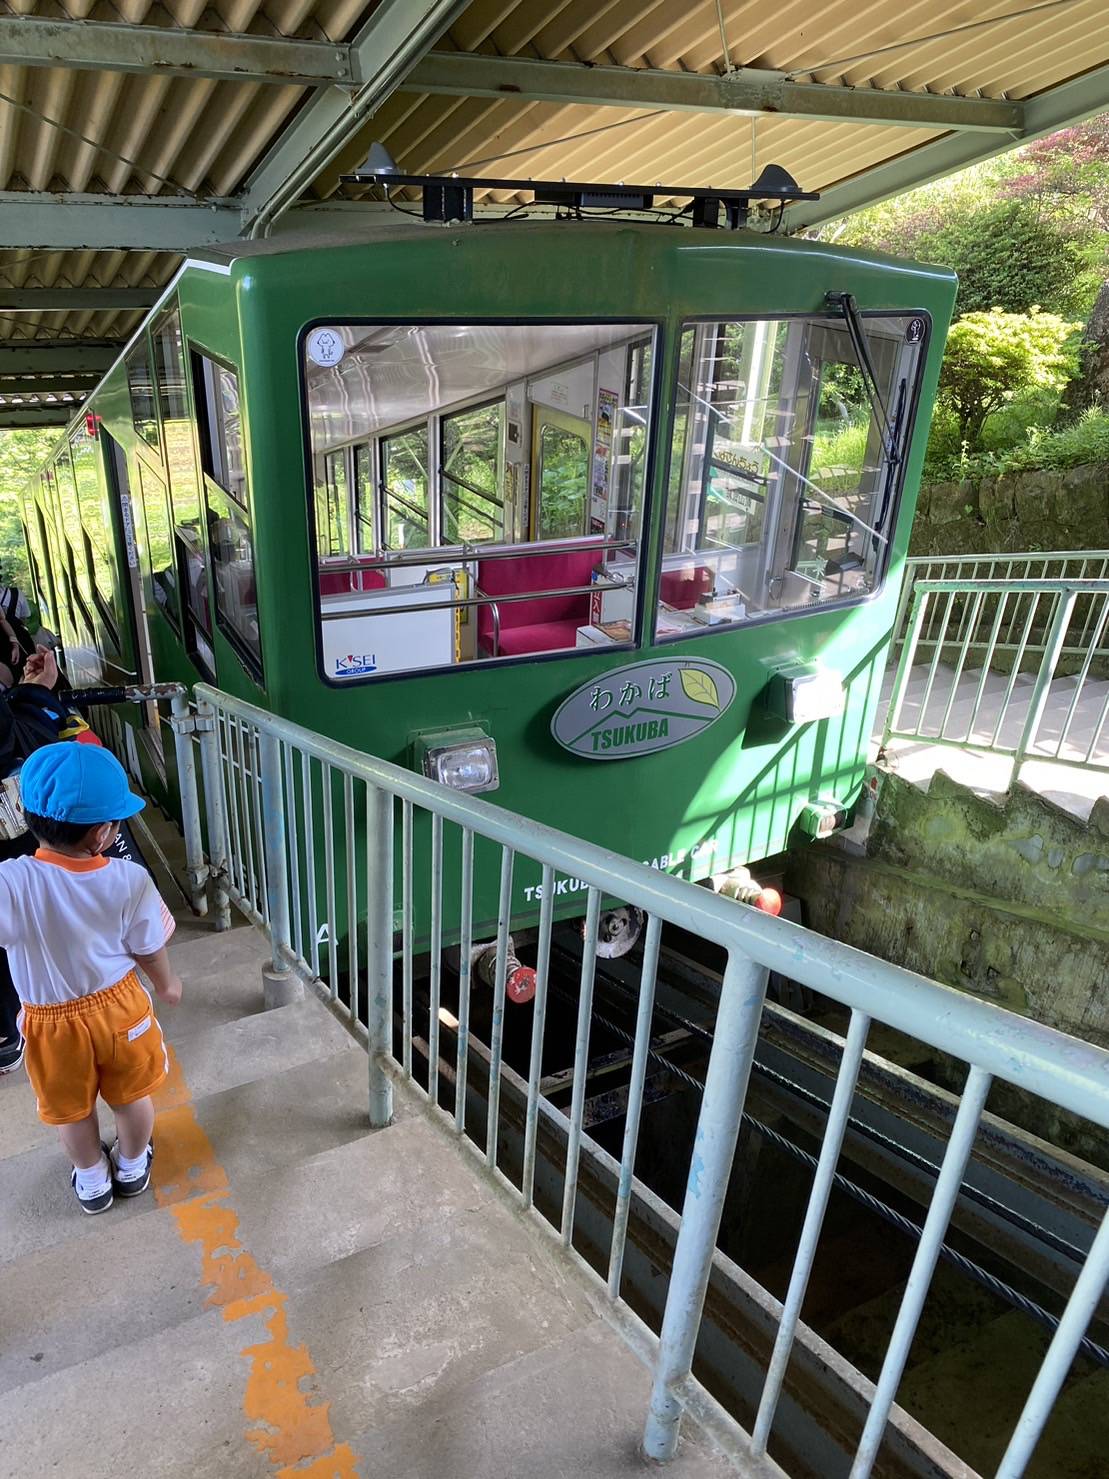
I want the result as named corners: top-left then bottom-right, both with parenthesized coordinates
top-left (910, 461), bottom-right (1109, 559)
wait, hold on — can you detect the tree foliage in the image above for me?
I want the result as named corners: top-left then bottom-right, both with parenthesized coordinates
top-left (0, 429), bottom-right (59, 592)
top-left (937, 308), bottom-right (1081, 450)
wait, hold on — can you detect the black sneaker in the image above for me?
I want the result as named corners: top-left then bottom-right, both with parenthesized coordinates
top-left (0, 1035), bottom-right (24, 1075)
top-left (110, 1138), bottom-right (154, 1198)
top-left (70, 1148), bottom-right (113, 1215)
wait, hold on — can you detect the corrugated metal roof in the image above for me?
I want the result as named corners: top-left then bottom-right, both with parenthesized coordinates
top-left (0, 0), bottom-right (1107, 416)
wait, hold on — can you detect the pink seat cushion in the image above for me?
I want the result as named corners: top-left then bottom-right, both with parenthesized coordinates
top-left (478, 541), bottom-right (602, 654)
top-left (497, 621), bottom-right (582, 657)
top-left (660, 566), bottom-right (711, 610)
top-left (319, 563), bottom-right (386, 596)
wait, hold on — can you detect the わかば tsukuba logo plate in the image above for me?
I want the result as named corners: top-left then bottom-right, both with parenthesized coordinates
top-left (551, 658), bottom-right (736, 759)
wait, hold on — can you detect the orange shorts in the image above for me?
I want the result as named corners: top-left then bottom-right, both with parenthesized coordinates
top-left (21, 973), bottom-right (168, 1125)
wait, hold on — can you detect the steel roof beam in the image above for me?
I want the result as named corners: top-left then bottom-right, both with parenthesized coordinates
top-left (404, 52), bottom-right (1024, 133)
top-left (0, 288), bottom-right (160, 311)
top-left (0, 192), bottom-right (240, 249)
top-left (0, 377), bottom-right (99, 394)
top-left (239, 0), bottom-right (471, 238)
top-left (788, 61), bottom-right (1109, 229)
top-left (0, 343), bottom-right (122, 372)
top-left (0, 16), bottom-right (354, 88)
top-left (0, 404), bottom-right (77, 427)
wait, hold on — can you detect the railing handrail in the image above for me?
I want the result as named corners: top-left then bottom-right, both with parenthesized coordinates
top-left (907, 550), bottom-right (1109, 567)
top-left (912, 577), bottom-right (1109, 595)
top-left (193, 681), bottom-right (1109, 1130)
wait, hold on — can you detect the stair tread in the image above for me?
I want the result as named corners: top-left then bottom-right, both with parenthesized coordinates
top-left (0, 994), bottom-right (356, 1161)
top-left (0, 1087), bottom-right (732, 1478)
top-left (0, 1116), bottom-right (496, 1395)
top-left (0, 1046), bottom-right (382, 1267)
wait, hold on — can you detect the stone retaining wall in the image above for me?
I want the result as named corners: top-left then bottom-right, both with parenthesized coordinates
top-left (910, 461), bottom-right (1109, 558)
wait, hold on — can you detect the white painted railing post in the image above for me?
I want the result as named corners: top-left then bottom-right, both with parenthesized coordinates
top-left (643, 951), bottom-right (769, 1462)
top-left (259, 729), bottom-right (298, 1007)
top-left (195, 698), bottom-right (231, 930)
top-left (1012, 587), bottom-right (1078, 786)
top-left (365, 782), bottom-right (395, 1129)
top-left (168, 689), bottom-right (208, 917)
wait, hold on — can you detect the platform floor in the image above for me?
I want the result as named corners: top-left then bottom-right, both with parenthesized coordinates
top-left (875, 664), bottom-right (1109, 820)
top-left (0, 915), bottom-right (744, 1479)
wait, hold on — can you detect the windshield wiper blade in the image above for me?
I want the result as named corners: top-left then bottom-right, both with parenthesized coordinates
top-left (825, 291), bottom-right (900, 469)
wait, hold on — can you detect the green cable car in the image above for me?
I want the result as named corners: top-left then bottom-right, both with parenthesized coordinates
top-left (19, 171), bottom-right (956, 954)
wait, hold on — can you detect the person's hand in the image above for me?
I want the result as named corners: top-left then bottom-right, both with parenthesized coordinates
top-left (23, 645), bottom-right (57, 688)
top-left (156, 974), bottom-right (184, 1006)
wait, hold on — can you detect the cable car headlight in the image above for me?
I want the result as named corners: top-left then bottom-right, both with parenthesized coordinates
top-left (414, 728), bottom-right (499, 794)
top-left (764, 663), bottom-right (846, 724)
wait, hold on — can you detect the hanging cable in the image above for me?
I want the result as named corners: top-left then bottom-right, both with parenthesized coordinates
top-left (558, 986), bottom-right (1109, 1370)
top-left (785, 0), bottom-right (1080, 80)
top-left (714, 0), bottom-right (735, 74)
top-left (0, 86), bottom-right (200, 199)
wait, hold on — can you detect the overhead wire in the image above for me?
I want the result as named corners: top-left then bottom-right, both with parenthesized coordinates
top-left (785, 0), bottom-right (1085, 80)
top-left (558, 982), bottom-right (1109, 1370)
top-left (0, 84), bottom-right (200, 199)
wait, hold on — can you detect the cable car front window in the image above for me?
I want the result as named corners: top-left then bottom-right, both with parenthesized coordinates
top-left (656, 313), bottom-right (924, 638)
top-left (303, 320), bottom-right (655, 682)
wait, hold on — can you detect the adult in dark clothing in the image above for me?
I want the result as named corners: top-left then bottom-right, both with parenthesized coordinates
top-left (0, 648), bottom-right (150, 1073)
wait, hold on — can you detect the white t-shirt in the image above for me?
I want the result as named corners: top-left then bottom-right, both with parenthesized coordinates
top-left (0, 586), bottom-right (30, 623)
top-left (0, 850), bottom-right (175, 1006)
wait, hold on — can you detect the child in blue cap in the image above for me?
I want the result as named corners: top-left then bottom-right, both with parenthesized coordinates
top-left (0, 742), bottom-right (182, 1213)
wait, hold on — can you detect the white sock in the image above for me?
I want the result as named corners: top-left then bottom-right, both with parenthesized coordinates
top-left (74, 1155), bottom-right (111, 1196)
top-left (114, 1145), bottom-right (150, 1178)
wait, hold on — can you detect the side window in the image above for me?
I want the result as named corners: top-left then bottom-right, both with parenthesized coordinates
top-left (381, 428), bottom-right (430, 550)
top-left (196, 354), bottom-right (246, 504)
top-left (657, 315), bottom-right (923, 638)
top-left (136, 461), bottom-right (179, 634)
top-left (194, 352), bottom-right (262, 681)
top-left (441, 401), bottom-right (504, 544)
top-left (315, 450), bottom-right (350, 558)
top-left (154, 307), bottom-right (213, 676)
top-left (353, 445), bottom-right (376, 552)
top-left (69, 427), bottom-right (121, 653)
top-left (127, 339), bottom-right (159, 451)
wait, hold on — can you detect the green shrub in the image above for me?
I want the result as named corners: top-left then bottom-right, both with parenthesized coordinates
top-left (938, 308), bottom-right (1081, 450)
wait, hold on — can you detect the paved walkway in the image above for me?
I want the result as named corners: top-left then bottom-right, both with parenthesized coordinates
top-left (875, 665), bottom-right (1109, 821)
top-left (0, 915), bottom-right (744, 1479)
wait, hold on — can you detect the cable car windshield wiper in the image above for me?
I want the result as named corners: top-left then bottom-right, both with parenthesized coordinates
top-left (825, 292), bottom-right (901, 471)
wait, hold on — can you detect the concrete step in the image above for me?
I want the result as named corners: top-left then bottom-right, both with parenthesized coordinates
top-left (0, 995), bottom-right (356, 1162)
top-left (0, 1087), bottom-right (736, 1479)
top-left (0, 1045), bottom-right (377, 1266)
top-left (0, 1117), bottom-right (492, 1395)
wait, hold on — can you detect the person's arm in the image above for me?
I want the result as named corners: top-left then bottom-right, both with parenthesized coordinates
top-left (0, 613), bottom-right (20, 667)
top-left (133, 945), bottom-right (183, 1005)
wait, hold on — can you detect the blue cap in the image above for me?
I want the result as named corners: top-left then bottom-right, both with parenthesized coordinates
top-left (19, 743), bottom-right (145, 824)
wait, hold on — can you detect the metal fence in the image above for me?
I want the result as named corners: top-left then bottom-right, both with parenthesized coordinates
top-left (883, 577), bottom-right (1109, 785)
top-left (188, 681), bottom-right (1109, 1478)
top-left (895, 551), bottom-right (1109, 653)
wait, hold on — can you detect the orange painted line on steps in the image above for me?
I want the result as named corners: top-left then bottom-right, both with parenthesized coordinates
top-left (152, 1047), bottom-right (362, 1479)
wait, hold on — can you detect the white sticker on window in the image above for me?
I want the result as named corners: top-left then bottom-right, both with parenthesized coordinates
top-left (306, 328), bottom-right (345, 367)
top-left (128, 1016), bottom-right (151, 1042)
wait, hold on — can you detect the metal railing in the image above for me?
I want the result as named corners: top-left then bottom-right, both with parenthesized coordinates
top-left (188, 681), bottom-right (1109, 1478)
top-left (883, 577), bottom-right (1109, 785)
top-left (895, 551), bottom-right (1109, 652)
